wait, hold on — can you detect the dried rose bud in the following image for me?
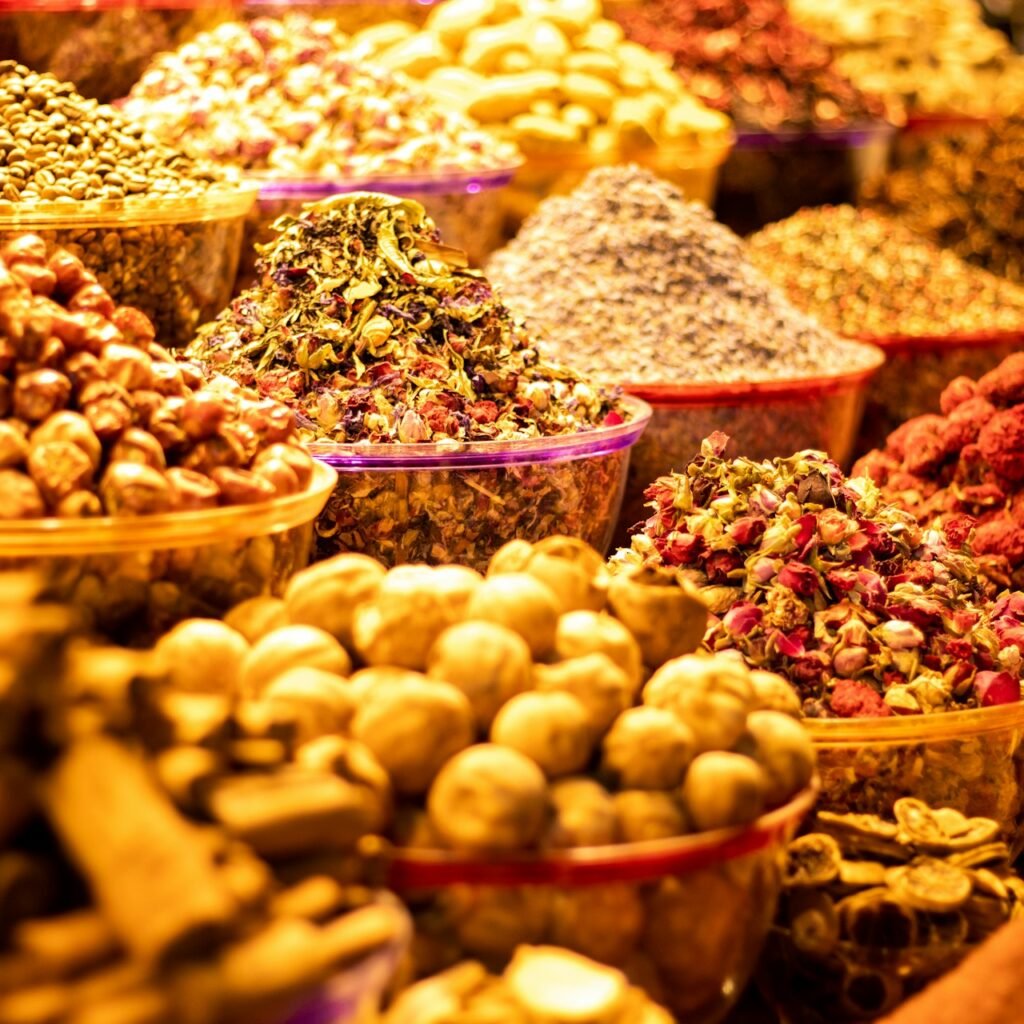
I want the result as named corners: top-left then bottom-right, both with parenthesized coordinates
top-left (99, 343), bottom-right (155, 391)
top-left (253, 442), bottom-right (314, 488)
top-left (13, 369), bottom-right (71, 422)
top-left (150, 362), bottom-right (187, 397)
top-left (0, 421), bottom-right (28, 467)
top-left (10, 263), bottom-right (57, 296)
top-left (55, 490), bottom-right (103, 517)
top-left (0, 468), bottom-right (45, 518)
top-left (30, 411), bottom-right (102, 468)
top-left (3, 236), bottom-right (47, 266)
top-left (111, 306), bottom-right (156, 347)
top-left (110, 427), bottom-right (167, 471)
top-left (68, 283), bottom-right (116, 319)
top-left (210, 466), bottom-right (277, 505)
top-left (100, 462), bottom-right (172, 515)
top-left (47, 249), bottom-right (95, 295)
top-left (84, 398), bottom-right (132, 441)
top-left (253, 456), bottom-right (300, 497)
top-left (182, 392), bottom-right (228, 441)
top-left (239, 399), bottom-right (296, 443)
top-left (181, 434), bottom-right (246, 474)
top-left (166, 467), bottom-right (221, 511)
top-left (28, 440), bottom-right (95, 504)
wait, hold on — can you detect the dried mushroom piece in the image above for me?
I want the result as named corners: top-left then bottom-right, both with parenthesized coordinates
top-left (887, 859), bottom-right (974, 914)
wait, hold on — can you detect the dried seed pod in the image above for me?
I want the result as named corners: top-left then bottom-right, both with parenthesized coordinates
top-left (465, 573), bottom-right (561, 657)
top-left (601, 706), bottom-right (696, 790)
top-left (534, 652), bottom-right (633, 736)
top-left (209, 466), bottom-right (277, 505)
top-left (555, 610), bottom-right (643, 689)
top-left (13, 369), bottom-right (72, 422)
top-left (0, 469), bottom-right (45, 518)
top-left (99, 343), bottom-right (154, 391)
top-left (735, 710), bottom-right (815, 806)
top-left (427, 743), bottom-right (548, 852)
top-left (165, 467), bottom-right (221, 511)
top-left (492, 536), bottom-right (608, 614)
top-left (27, 440), bottom-right (95, 506)
top-left (98, 462), bottom-right (172, 515)
top-left (109, 428), bottom-right (167, 472)
top-left (784, 834), bottom-right (842, 887)
top-left (490, 690), bottom-right (593, 778)
top-left (427, 620), bottom-right (533, 729)
top-left (224, 596), bottom-right (290, 645)
top-left (748, 669), bottom-right (802, 717)
top-left (240, 626), bottom-right (352, 698)
top-left (543, 777), bottom-right (618, 849)
top-left (29, 411), bottom-right (102, 469)
top-left (681, 751), bottom-right (766, 831)
top-left (181, 392), bottom-right (228, 441)
top-left (252, 442), bottom-right (311, 486)
top-left (261, 667), bottom-right (356, 745)
top-left (155, 619), bottom-right (250, 695)
top-left (253, 456), bottom-right (301, 497)
top-left (614, 790), bottom-right (689, 842)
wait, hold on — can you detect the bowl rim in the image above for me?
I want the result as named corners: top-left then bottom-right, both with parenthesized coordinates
top-left (385, 781), bottom-right (817, 889)
top-left (733, 121), bottom-right (900, 148)
top-left (0, 184), bottom-right (259, 227)
top-left (308, 395), bottom-right (652, 471)
top-left (0, 460), bottom-right (337, 556)
top-left (804, 698), bottom-right (1024, 744)
top-left (854, 327), bottom-right (1024, 355)
top-left (624, 344), bottom-right (885, 407)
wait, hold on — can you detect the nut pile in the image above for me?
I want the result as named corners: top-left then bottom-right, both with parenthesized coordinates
top-left (344, 0), bottom-right (732, 159)
top-left (763, 799), bottom-right (1023, 1021)
top-left (748, 205), bottom-right (1024, 339)
top-left (488, 166), bottom-right (879, 385)
top-left (864, 117), bottom-right (1024, 284)
top-left (616, 433), bottom-right (1024, 717)
top-left (788, 0), bottom-right (1024, 118)
top-left (0, 576), bottom-right (408, 1024)
top-left (611, 0), bottom-right (894, 131)
top-left (856, 353), bottom-right (1024, 592)
top-left (385, 947), bottom-right (674, 1024)
top-left (123, 15), bottom-right (519, 178)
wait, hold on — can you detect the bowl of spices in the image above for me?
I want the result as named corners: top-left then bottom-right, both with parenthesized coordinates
top-left (0, 62), bottom-right (256, 349)
top-left (748, 205), bottom-right (1024, 451)
top-left (487, 165), bottom-right (884, 539)
top-left (616, 436), bottom-right (1024, 851)
top-left (0, 233), bottom-right (335, 644)
top-left (188, 191), bottom-right (646, 570)
top-left (759, 800), bottom-right (1024, 1023)
top-left (122, 14), bottom-right (522, 276)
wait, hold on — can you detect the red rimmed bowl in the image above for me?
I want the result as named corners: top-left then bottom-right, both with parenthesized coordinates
top-left (386, 784), bottom-right (816, 1024)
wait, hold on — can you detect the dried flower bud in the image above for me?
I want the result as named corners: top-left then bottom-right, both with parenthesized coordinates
top-left (4, 235), bottom-right (48, 265)
top-left (252, 442), bottom-right (312, 488)
top-left (147, 399), bottom-right (188, 450)
top-left (209, 466), bottom-right (277, 505)
top-left (0, 469), bottom-right (45, 518)
top-left (253, 456), bottom-right (300, 497)
top-left (544, 777), bottom-right (619, 849)
top-left (601, 706), bottom-right (696, 790)
top-left (47, 249), bottom-right (95, 295)
top-left (240, 400), bottom-right (296, 444)
top-left (165, 467), bottom-right (221, 511)
top-left (735, 710), bottom-right (815, 806)
top-left (150, 361), bottom-right (187, 397)
top-left (182, 392), bottom-right (228, 441)
top-left (36, 335), bottom-right (65, 369)
top-left (55, 490), bottom-right (103, 517)
top-left (490, 690), bottom-right (594, 778)
top-left (65, 352), bottom-right (102, 390)
top-left (111, 306), bottom-right (156, 347)
top-left (68, 282), bottom-right (116, 319)
top-left (681, 751), bottom-right (766, 831)
top-left (99, 461), bottom-right (172, 515)
top-left (181, 434), bottom-right (246, 475)
top-left (84, 398), bottom-right (132, 441)
top-left (465, 573), bottom-right (561, 658)
top-left (99, 343), bottom-right (155, 391)
top-left (13, 369), bottom-right (71, 422)
top-left (0, 421), bottom-right (29, 467)
top-left (30, 411), bottom-right (102, 469)
top-left (11, 263), bottom-right (57, 296)
top-left (110, 428), bottom-right (167, 471)
top-left (28, 440), bottom-right (95, 505)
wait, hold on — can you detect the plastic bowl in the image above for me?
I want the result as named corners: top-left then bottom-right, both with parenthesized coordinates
top-left (240, 0), bottom-right (437, 31)
top-left (617, 351), bottom-right (884, 540)
top-left (715, 123), bottom-right (897, 235)
top-left (0, 187), bottom-right (257, 348)
top-left (308, 396), bottom-right (651, 570)
top-left (0, 460), bottom-right (336, 644)
top-left (235, 165), bottom-right (520, 291)
top-left (807, 702), bottom-right (1024, 859)
top-left (854, 329), bottom-right (1023, 455)
top-left (386, 784), bottom-right (816, 1024)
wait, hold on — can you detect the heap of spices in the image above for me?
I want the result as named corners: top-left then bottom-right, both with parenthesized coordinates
top-left (748, 206), bottom-right (1024, 339)
top-left (762, 800), bottom-right (1023, 1022)
top-left (488, 166), bottom-right (878, 386)
top-left (856, 353), bottom-right (1024, 593)
top-left (615, 433), bottom-right (1024, 718)
top-left (0, 575), bottom-right (409, 1024)
top-left (788, 0), bottom-right (1024, 118)
top-left (610, 0), bottom-right (894, 131)
top-left (187, 192), bottom-right (633, 567)
top-left (154, 536), bottom-right (814, 1018)
top-left (123, 15), bottom-right (518, 178)
top-left (864, 117), bottom-right (1024, 284)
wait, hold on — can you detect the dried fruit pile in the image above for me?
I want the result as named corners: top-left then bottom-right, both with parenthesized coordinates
top-left (748, 205), bottom-right (1024, 340)
top-left (611, 0), bottom-right (893, 131)
top-left (855, 353), bottom-right (1024, 591)
top-left (123, 15), bottom-right (518, 178)
top-left (616, 434), bottom-right (1024, 717)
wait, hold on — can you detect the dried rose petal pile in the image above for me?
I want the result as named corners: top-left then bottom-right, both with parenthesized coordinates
top-left (855, 353), bottom-right (1024, 590)
top-left (616, 434), bottom-right (1024, 718)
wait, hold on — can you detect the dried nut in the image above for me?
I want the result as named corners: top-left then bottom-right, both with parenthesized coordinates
top-left (252, 442), bottom-right (311, 486)
top-left (182, 392), bottom-right (228, 440)
top-left (736, 710), bottom-right (815, 806)
top-left (29, 411), bottom-right (101, 468)
top-left (427, 743), bottom-right (548, 851)
top-left (347, 666), bottom-right (424, 705)
top-left (505, 946), bottom-right (629, 1023)
top-left (209, 466), bottom-right (277, 505)
top-left (253, 456), bottom-right (300, 496)
top-left (55, 490), bottom-right (102, 517)
top-left (296, 735), bottom-right (392, 827)
top-left (224, 596), bottom-right (291, 644)
top-left (155, 619), bottom-right (250, 695)
top-left (151, 361), bottom-right (187, 397)
top-left (109, 428), bottom-right (167, 471)
top-left (240, 625), bottom-right (352, 697)
top-left (165, 467), bottom-right (221, 511)
top-left (13, 369), bottom-right (72, 422)
top-left (0, 468), bottom-right (45, 518)
top-left (887, 858), bottom-right (974, 913)
top-left (495, 536), bottom-right (609, 614)
top-left (614, 790), bottom-right (689, 842)
top-left (490, 690), bottom-right (593, 778)
top-left (534, 653), bottom-right (633, 735)
top-left (642, 654), bottom-right (754, 752)
top-left (99, 461), bottom-right (172, 515)
top-left (427, 620), bottom-right (533, 728)
top-left (601, 706), bottom-right (696, 790)
top-left (748, 669), bottom-right (802, 717)
top-left (261, 667), bottom-right (356, 745)
top-left (351, 676), bottom-right (475, 795)
top-left (449, 887), bottom-right (553, 962)
top-left (465, 573), bottom-right (561, 657)
top-left (681, 751), bottom-right (766, 831)
top-left (544, 777), bottom-right (618, 848)
top-left (99, 343), bottom-right (154, 391)
top-left (488, 539), bottom-right (534, 574)
top-left (284, 553), bottom-right (386, 650)
top-left (607, 567), bottom-right (708, 668)
top-left (555, 610), bottom-right (643, 689)
top-left (0, 421), bottom-right (27, 467)
top-left (27, 440), bottom-right (95, 505)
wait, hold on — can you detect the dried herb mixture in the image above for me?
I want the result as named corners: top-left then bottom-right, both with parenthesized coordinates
top-left (487, 165), bottom-right (879, 385)
top-left (615, 433), bottom-right (1024, 718)
top-left (749, 205), bottom-right (1024, 339)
